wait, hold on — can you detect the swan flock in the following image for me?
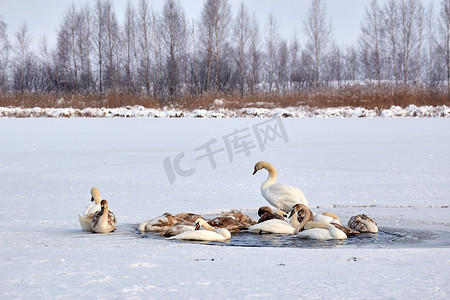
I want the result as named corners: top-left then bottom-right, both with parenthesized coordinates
top-left (78, 161), bottom-right (378, 242)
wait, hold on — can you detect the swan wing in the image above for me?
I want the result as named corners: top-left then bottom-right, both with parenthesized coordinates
top-left (78, 214), bottom-right (94, 232)
top-left (87, 203), bottom-right (101, 216)
top-left (83, 203), bottom-right (94, 216)
top-left (298, 228), bottom-right (332, 240)
top-left (313, 214), bottom-right (334, 223)
top-left (168, 230), bottom-right (229, 241)
top-left (248, 219), bottom-right (295, 234)
top-left (160, 225), bottom-right (195, 237)
top-left (263, 183), bottom-right (308, 212)
top-left (298, 223), bottom-right (347, 240)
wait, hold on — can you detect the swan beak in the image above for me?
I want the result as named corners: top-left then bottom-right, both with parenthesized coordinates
top-left (288, 209), bottom-right (295, 218)
top-left (90, 196), bottom-right (94, 202)
top-left (195, 223), bottom-right (200, 230)
top-left (252, 168), bottom-right (257, 175)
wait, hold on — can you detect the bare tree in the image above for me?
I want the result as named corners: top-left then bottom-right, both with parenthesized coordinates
top-left (78, 4), bottom-right (93, 93)
top-left (0, 15), bottom-right (10, 90)
top-left (233, 2), bottom-right (251, 96)
top-left (249, 14), bottom-right (261, 94)
top-left (12, 22), bottom-right (35, 92)
top-left (277, 39), bottom-right (289, 91)
top-left (122, 1), bottom-right (137, 93)
top-left (384, 0), bottom-right (400, 84)
top-left (439, 0), bottom-right (450, 87)
top-left (38, 36), bottom-right (54, 92)
top-left (187, 20), bottom-right (200, 95)
top-left (397, 0), bottom-right (424, 84)
top-left (265, 13), bottom-right (280, 92)
top-left (137, 0), bottom-right (152, 97)
top-left (289, 33), bottom-right (301, 90)
top-left (327, 43), bottom-right (343, 86)
top-left (102, 0), bottom-right (120, 92)
top-left (56, 4), bottom-right (81, 92)
top-left (93, 0), bottom-right (106, 93)
top-left (161, 0), bottom-right (185, 99)
top-left (359, 0), bottom-right (383, 84)
top-left (303, 0), bottom-right (332, 87)
top-left (151, 11), bottom-right (163, 98)
top-left (199, 0), bottom-right (232, 92)
top-left (344, 46), bottom-right (359, 83)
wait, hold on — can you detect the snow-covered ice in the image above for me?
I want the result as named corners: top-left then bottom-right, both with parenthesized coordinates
top-left (0, 118), bottom-right (449, 299)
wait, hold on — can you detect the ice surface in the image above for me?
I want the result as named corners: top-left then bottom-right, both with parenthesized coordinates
top-left (0, 118), bottom-right (449, 299)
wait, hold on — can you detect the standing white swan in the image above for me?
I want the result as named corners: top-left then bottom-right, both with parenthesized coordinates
top-left (78, 187), bottom-right (103, 232)
top-left (297, 221), bottom-right (347, 240)
top-left (253, 161), bottom-right (308, 213)
top-left (91, 200), bottom-right (117, 233)
top-left (168, 218), bottom-right (231, 241)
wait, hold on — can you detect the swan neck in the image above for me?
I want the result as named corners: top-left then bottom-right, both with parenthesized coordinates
top-left (262, 163), bottom-right (277, 188)
top-left (99, 206), bottom-right (109, 222)
top-left (293, 208), bottom-right (312, 233)
top-left (200, 221), bottom-right (215, 231)
top-left (91, 189), bottom-right (102, 205)
top-left (289, 213), bottom-right (300, 228)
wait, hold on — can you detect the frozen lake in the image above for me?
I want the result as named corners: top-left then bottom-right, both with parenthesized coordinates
top-left (1, 118), bottom-right (449, 299)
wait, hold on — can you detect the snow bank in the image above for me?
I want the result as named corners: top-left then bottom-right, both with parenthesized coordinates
top-left (0, 104), bottom-right (449, 118)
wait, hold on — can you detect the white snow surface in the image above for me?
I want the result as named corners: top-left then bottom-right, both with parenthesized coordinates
top-left (1, 104), bottom-right (449, 118)
top-left (1, 118), bottom-right (449, 299)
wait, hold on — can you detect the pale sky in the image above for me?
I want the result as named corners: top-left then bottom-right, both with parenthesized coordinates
top-left (0, 0), bottom-right (375, 51)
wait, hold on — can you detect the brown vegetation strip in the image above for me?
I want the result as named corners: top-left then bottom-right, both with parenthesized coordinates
top-left (1, 84), bottom-right (448, 110)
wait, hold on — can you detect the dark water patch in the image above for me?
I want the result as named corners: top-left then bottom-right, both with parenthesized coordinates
top-left (140, 226), bottom-right (450, 249)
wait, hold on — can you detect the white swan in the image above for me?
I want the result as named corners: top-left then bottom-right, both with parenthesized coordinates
top-left (297, 221), bottom-right (347, 240)
top-left (248, 204), bottom-right (311, 234)
top-left (168, 218), bottom-right (231, 241)
top-left (253, 161), bottom-right (308, 213)
top-left (348, 214), bottom-right (378, 233)
top-left (91, 200), bottom-right (117, 233)
top-left (78, 187), bottom-right (103, 232)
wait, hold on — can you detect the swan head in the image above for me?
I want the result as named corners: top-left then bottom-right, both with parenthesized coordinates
top-left (253, 161), bottom-right (277, 176)
top-left (253, 162), bottom-right (262, 175)
top-left (194, 218), bottom-right (206, 230)
top-left (100, 199), bottom-right (109, 210)
top-left (289, 204), bottom-right (313, 232)
top-left (288, 204), bottom-right (311, 218)
top-left (258, 206), bottom-right (274, 217)
top-left (90, 187), bottom-right (101, 203)
top-left (253, 161), bottom-right (270, 175)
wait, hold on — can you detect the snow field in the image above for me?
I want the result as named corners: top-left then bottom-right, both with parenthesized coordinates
top-left (0, 118), bottom-right (449, 299)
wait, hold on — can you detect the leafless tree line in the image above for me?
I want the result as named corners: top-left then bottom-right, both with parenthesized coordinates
top-left (0, 0), bottom-right (449, 104)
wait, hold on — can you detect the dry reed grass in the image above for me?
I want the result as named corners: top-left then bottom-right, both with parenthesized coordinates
top-left (1, 84), bottom-right (448, 110)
